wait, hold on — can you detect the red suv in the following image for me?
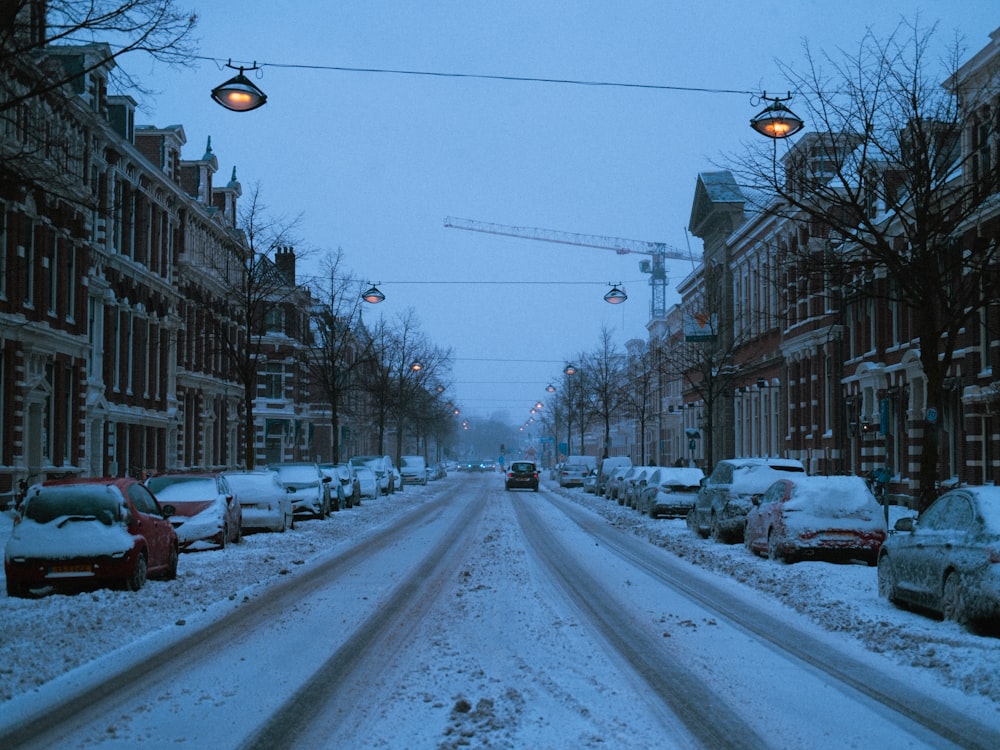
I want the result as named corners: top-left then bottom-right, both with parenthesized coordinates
top-left (5, 477), bottom-right (179, 597)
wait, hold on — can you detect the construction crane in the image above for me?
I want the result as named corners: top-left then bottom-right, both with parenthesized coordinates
top-left (443, 216), bottom-right (698, 320)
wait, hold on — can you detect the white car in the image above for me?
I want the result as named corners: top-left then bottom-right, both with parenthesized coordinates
top-left (269, 463), bottom-right (332, 519)
top-left (320, 463), bottom-right (361, 508)
top-left (354, 465), bottom-right (378, 499)
top-left (399, 455), bottom-right (428, 486)
top-left (223, 471), bottom-right (294, 533)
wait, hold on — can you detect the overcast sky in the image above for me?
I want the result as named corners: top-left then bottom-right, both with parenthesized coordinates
top-left (133, 1), bottom-right (997, 425)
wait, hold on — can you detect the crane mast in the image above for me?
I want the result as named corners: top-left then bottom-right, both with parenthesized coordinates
top-left (443, 216), bottom-right (698, 320)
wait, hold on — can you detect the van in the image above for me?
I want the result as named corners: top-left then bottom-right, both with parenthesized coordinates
top-left (399, 455), bottom-right (428, 485)
top-left (597, 456), bottom-right (632, 495)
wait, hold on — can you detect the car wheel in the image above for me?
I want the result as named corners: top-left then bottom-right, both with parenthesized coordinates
top-left (877, 554), bottom-right (899, 602)
top-left (648, 504), bottom-right (658, 519)
top-left (941, 572), bottom-right (968, 625)
top-left (709, 513), bottom-right (726, 543)
top-left (126, 553), bottom-right (148, 592)
top-left (686, 508), bottom-right (707, 538)
top-left (6, 578), bottom-right (29, 598)
top-left (219, 525), bottom-right (228, 549)
top-left (164, 545), bottom-right (179, 580)
top-left (767, 530), bottom-right (785, 562)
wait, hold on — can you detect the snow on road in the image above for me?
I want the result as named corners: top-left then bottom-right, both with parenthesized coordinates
top-left (1, 473), bottom-right (999, 748)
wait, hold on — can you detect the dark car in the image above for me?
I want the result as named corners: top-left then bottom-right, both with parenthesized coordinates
top-left (5, 477), bottom-right (179, 597)
top-left (877, 486), bottom-right (1000, 627)
top-left (505, 461), bottom-right (539, 491)
top-left (687, 457), bottom-right (806, 543)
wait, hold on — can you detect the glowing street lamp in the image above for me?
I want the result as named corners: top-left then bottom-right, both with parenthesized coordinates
top-left (211, 62), bottom-right (268, 112)
top-left (750, 92), bottom-right (804, 139)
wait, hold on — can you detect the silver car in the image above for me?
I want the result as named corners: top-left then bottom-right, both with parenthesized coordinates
top-left (878, 486), bottom-right (1000, 627)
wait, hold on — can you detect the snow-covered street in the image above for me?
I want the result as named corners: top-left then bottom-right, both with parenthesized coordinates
top-left (2, 473), bottom-right (999, 748)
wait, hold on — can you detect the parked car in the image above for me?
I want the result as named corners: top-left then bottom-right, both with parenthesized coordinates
top-left (317, 464), bottom-right (349, 511)
top-left (620, 466), bottom-right (657, 508)
top-left (744, 475), bottom-right (886, 564)
top-left (878, 486), bottom-right (1000, 626)
top-left (687, 457), bottom-right (806, 543)
top-left (558, 463), bottom-right (589, 488)
top-left (351, 456), bottom-right (396, 496)
top-left (269, 462), bottom-right (332, 519)
top-left (603, 466), bottom-right (631, 501)
top-left (636, 467), bottom-right (705, 518)
top-left (5, 477), bottom-right (178, 597)
top-left (354, 465), bottom-right (378, 499)
top-left (145, 472), bottom-right (243, 551)
top-left (583, 469), bottom-right (599, 494)
top-left (223, 470), bottom-right (294, 533)
top-left (429, 462), bottom-right (448, 480)
top-left (598, 456), bottom-right (632, 496)
top-left (399, 455), bottom-right (428, 486)
top-left (505, 460), bottom-right (540, 491)
top-left (320, 463), bottom-right (361, 508)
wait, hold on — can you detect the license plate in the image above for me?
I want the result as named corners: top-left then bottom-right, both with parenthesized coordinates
top-left (49, 564), bottom-right (93, 575)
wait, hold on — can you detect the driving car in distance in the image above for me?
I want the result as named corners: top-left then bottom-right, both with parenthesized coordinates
top-left (744, 475), bottom-right (886, 564)
top-left (505, 460), bottom-right (539, 491)
top-left (877, 486), bottom-right (1000, 627)
top-left (5, 477), bottom-right (179, 597)
top-left (145, 472), bottom-right (243, 552)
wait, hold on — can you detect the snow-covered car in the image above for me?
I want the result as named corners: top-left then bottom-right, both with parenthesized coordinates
top-left (5, 477), bottom-right (179, 597)
top-left (223, 470), bottom-right (294, 533)
top-left (319, 463), bottom-right (360, 508)
top-left (351, 455), bottom-right (396, 496)
top-left (636, 467), bottom-right (705, 518)
top-left (744, 475), bottom-right (886, 564)
top-left (354, 465), bottom-right (378, 499)
top-left (558, 463), bottom-right (589, 488)
top-left (145, 473), bottom-right (243, 552)
top-left (270, 462), bottom-right (332, 519)
top-left (399, 455), bottom-right (428, 486)
top-left (620, 466), bottom-right (657, 508)
top-left (583, 469), bottom-right (599, 494)
top-left (878, 486), bottom-right (1000, 626)
top-left (505, 460), bottom-right (539, 491)
top-left (687, 457), bottom-right (806, 543)
top-left (603, 466), bottom-right (631, 501)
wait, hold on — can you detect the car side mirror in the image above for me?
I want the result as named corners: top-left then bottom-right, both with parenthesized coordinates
top-left (322, 476), bottom-right (332, 483)
top-left (893, 516), bottom-right (915, 532)
top-left (161, 504), bottom-right (176, 518)
top-left (750, 494), bottom-right (761, 506)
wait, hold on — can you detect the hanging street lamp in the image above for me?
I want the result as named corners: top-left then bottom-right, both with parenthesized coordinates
top-left (211, 62), bottom-right (268, 112)
top-left (603, 283), bottom-right (627, 304)
top-left (361, 283), bottom-right (385, 304)
top-left (750, 92), bottom-right (804, 139)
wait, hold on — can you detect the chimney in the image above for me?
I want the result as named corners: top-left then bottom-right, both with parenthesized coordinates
top-left (274, 246), bottom-right (296, 283)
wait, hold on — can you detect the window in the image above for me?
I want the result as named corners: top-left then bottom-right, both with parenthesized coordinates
top-left (24, 219), bottom-right (35, 307)
top-left (262, 361), bottom-right (284, 399)
top-left (0, 202), bottom-right (7, 297)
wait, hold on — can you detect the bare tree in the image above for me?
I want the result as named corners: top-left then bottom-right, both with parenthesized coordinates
top-left (620, 340), bottom-right (657, 464)
top-left (580, 326), bottom-right (624, 460)
top-left (303, 250), bottom-right (371, 463)
top-left (726, 19), bottom-right (1000, 508)
top-left (1, 1), bottom-right (198, 202)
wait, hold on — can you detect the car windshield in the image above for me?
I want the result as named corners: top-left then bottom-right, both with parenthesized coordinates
top-left (149, 478), bottom-right (217, 501)
top-left (147, 475), bottom-right (211, 494)
top-left (274, 466), bottom-right (318, 484)
top-left (24, 485), bottom-right (122, 524)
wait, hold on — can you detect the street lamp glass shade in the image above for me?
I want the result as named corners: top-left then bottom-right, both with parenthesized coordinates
top-left (361, 284), bottom-right (385, 303)
top-left (564, 364), bottom-right (577, 376)
top-left (750, 100), bottom-right (804, 139)
top-left (410, 361), bottom-right (423, 372)
top-left (604, 285), bottom-right (627, 304)
top-left (211, 71), bottom-right (268, 112)
top-left (545, 384), bottom-right (556, 392)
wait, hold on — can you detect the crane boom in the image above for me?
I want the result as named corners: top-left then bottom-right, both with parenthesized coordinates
top-left (442, 216), bottom-right (696, 262)
top-left (443, 216), bottom-right (699, 321)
